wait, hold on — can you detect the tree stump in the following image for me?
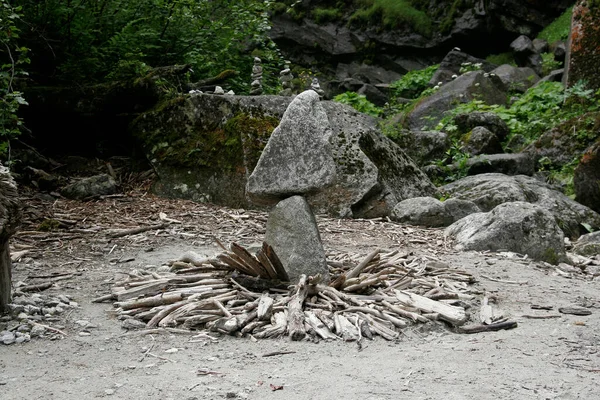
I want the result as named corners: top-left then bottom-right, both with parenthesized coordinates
top-left (0, 164), bottom-right (21, 313)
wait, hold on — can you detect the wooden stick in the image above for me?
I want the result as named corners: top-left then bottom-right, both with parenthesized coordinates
top-left (262, 351), bottom-right (297, 357)
top-left (256, 247), bottom-right (279, 280)
top-left (458, 320), bottom-right (518, 334)
top-left (394, 289), bottom-right (467, 326)
top-left (345, 248), bottom-right (380, 280)
top-left (18, 282), bottom-right (53, 292)
top-left (147, 300), bottom-right (189, 328)
top-left (264, 242), bottom-right (289, 281)
top-left (108, 223), bottom-right (168, 238)
top-left (230, 242), bottom-right (270, 278)
top-left (116, 293), bottom-right (185, 310)
top-left (212, 299), bottom-right (232, 318)
top-left (287, 275), bottom-right (309, 341)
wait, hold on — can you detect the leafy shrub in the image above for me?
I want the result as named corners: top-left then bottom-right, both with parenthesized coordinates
top-left (537, 6), bottom-right (573, 43)
top-left (0, 1), bottom-right (29, 158)
top-left (541, 52), bottom-right (562, 76)
top-left (389, 64), bottom-right (439, 99)
top-left (458, 62), bottom-right (483, 74)
top-left (486, 52), bottom-right (516, 66)
top-left (15, 0), bottom-right (281, 94)
top-left (435, 81), bottom-right (599, 144)
top-left (349, 0), bottom-right (432, 37)
top-left (334, 92), bottom-right (382, 117)
top-left (313, 7), bottom-right (343, 24)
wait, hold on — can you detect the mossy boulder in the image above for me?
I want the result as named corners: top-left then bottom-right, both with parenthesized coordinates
top-left (523, 111), bottom-right (600, 168)
top-left (132, 93), bottom-right (436, 217)
top-left (132, 94), bottom-right (288, 207)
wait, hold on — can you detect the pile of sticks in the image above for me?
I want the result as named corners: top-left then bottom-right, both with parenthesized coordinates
top-left (97, 243), bottom-right (480, 341)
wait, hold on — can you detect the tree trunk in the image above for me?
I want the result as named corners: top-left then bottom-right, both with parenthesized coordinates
top-left (0, 164), bottom-right (21, 313)
top-left (0, 238), bottom-right (11, 312)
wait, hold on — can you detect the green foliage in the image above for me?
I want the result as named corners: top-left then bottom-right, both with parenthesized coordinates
top-left (313, 7), bottom-right (343, 24)
top-left (334, 92), bottom-right (382, 117)
top-left (486, 52), bottom-right (516, 66)
top-left (459, 62), bottom-right (483, 74)
top-left (432, 139), bottom-right (471, 184)
top-left (438, 0), bottom-right (466, 34)
top-left (541, 52), bottom-right (561, 76)
top-left (436, 81), bottom-right (600, 144)
top-left (538, 156), bottom-right (579, 197)
top-left (537, 6), bottom-right (573, 43)
top-left (0, 1), bottom-right (29, 158)
top-left (14, 0), bottom-right (281, 94)
top-left (389, 64), bottom-right (439, 99)
top-left (349, 0), bottom-right (432, 37)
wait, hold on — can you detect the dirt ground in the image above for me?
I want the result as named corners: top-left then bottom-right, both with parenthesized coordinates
top-left (2, 187), bottom-right (600, 400)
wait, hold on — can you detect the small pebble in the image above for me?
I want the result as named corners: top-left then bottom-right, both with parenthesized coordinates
top-left (105, 389), bottom-right (115, 395)
top-left (58, 295), bottom-right (70, 304)
top-left (78, 332), bottom-right (91, 337)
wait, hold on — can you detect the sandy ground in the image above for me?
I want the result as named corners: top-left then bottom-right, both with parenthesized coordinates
top-left (1, 190), bottom-right (600, 400)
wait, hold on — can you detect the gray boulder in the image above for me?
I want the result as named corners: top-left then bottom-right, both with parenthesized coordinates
top-left (264, 196), bottom-right (329, 283)
top-left (552, 41), bottom-right (566, 63)
top-left (247, 90), bottom-right (336, 205)
top-left (490, 64), bottom-right (539, 93)
top-left (353, 128), bottom-right (437, 218)
top-left (573, 231), bottom-right (600, 257)
top-left (462, 126), bottom-right (503, 156)
top-left (357, 83), bottom-right (388, 107)
top-left (391, 196), bottom-right (481, 228)
top-left (408, 71), bottom-right (507, 131)
top-left (510, 35), bottom-right (535, 63)
top-left (454, 112), bottom-right (510, 141)
top-left (391, 197), bottom-right (449, 227)
top-left (441, 173), bottom-right (600, 238)
top-left (389, 128), bottom-right (449, 166)
top-left (133, 93), bottom-right (435, 218)
top-left (532, 38), bottom-right (549, 54)
top-left (462, 153), bottom-right (535, 176)
top-left (443, 198), bottom-right (481, 222)
top-left (445, 201), bottom-right (566, 264)
top-left (61, 174), bottom-right (117, 200)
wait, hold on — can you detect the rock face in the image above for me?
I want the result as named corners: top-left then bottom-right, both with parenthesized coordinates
top-left (566, 1), bottom-right (600, 91)
top-left (264, 196), bottom-right (328, 283)
top-left (445, 201), bottom-right (566, 264)
top-left (491, 64), bottom-right (539, 93)
top-left (441, 173), bottom-right (600, 238)
top-left (247, 91), bottom-right (336, 205)
top-left (269, 1), bottom-right (570, 81)
top-left (132, 93), bottom-right (435, 218)
top-left (61, 174), bottom-right (117, 200)
top-left (391, 196), bottom-right (481, 227)
top-left (574, 140), bottom-right (600, 213)
top-left (407, 71), bottom-right (507, 131)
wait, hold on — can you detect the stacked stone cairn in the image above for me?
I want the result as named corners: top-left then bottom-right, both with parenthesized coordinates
top-left (279, 60), bottom-right (294, 96)
top-left (249, 57), bottom-right (263, 95)
top-left (310, 77), bottom-right (325, 99)
top-left (246, 90), bottom-right (335, 283)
